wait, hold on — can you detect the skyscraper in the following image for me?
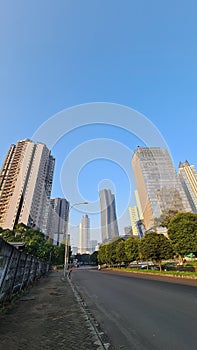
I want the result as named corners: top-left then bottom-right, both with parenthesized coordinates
top-left (0, 139), bottom-right (55, 232)
top-left (134, 189), bottom-right (143, 220)
top-left (178, 161), bottom-right (197, 213)
top-left (99, 189), bottom-right (119, 242)
top-left (47, 198), bottom-right (69, 245)
top-left (78, 214), bottom-right (90, 254)
top-left (128, 206), bottom-right (140, 237)
top-left (124, 226), bottom-right (132, 236)
top-left (89, 239), bottom-right (98, 253)
top-left (132, 147), bottom-right (191, 230)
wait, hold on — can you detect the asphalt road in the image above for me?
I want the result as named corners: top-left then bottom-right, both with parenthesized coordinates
top-left (71, 268), bottom-right (197, 350)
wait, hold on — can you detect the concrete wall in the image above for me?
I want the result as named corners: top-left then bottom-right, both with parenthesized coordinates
top-left (0, 238), bottom-right (49, 302)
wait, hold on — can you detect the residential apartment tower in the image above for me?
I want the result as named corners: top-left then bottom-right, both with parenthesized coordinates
top-left (0, 139), bottom-right (55, 232)
top-left (78, 214), bottom-right (90, 254)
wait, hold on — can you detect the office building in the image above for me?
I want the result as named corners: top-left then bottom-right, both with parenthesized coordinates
top-left (134, 189), bottom-right (143, 220)
top-left (178, 161), bottom-right (197, 213)
top-left (99, 189), bottom-right (119, 242)
top-left (71, 246), bottom-right (78, 255)
top-left (78, 214), bottom-right (90, 254)
top-left (129, 206), bottom-right (140, 237)
top-left (89, 239), bottom-right (98, 253)
top-left (0, 139), bottom-right (55, 232)
top-left (124, 226), bottom-right (133, 236)
top-left (132, 147), bottom-right (191, 230)
top-left (47, 198), bottom-right (69, 245)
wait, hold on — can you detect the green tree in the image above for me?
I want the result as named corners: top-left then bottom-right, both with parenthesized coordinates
top-left (140, 232), bottom-right (157, 269)
top-left (1, 224), bottom-right (53, 262)
top-left (116, 239), bottom-right (127, 266)
top-left (0, 229), bottom-right (16, 241)
top-left (140, 232), bottom-right (174, 271)
top-left (98, 244), bottom-right (107, 264)
top-left (106, 239), bottom-right (122, 266)
top-left (98, 238), bottom-right (127, 266)
top-left (154, 234), bottom-right (174, 270)
top-left (105, 242), bottom-right (115, 265)
top-left (125, 236), bottom-right (140, 266)
top-left (14, 223), bottom-right (28, 234)
top-left (74, 253), bottom-right (90, 264)
top-left (168, 212), bottom-right (197, 262)
top-left (90, 251), bottom-right (98, 265)
top-left (154, 209), bottom-right (178, 229)
top-left (23, 231), bottom-right (53, 261)
top-left (51, 243), bottom-right (65, 265)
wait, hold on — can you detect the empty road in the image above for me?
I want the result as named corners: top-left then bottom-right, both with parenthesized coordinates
top-left (71, 268), bottom-right (197, 350)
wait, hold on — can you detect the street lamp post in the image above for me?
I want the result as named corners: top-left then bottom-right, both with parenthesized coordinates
top-left (64, 201), bottom-right (88, 277)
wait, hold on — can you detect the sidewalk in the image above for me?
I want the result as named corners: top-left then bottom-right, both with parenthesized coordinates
top-left (0, 270), bottom-right (103, 350)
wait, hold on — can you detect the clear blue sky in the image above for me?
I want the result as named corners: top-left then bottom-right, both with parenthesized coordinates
top-left (0, 1), bottom-right (197, 246)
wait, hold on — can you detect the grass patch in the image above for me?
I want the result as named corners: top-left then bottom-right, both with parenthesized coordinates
top-left (108, 267), bottom-right (197, 278)
top-left (185, 261), bottom-right (197, 267)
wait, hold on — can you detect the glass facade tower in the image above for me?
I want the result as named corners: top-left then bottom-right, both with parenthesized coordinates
top-left (47, 198), bottom-right (70, 245)
top-left (99, 189), bottom-right (119, 242)
top-left (132, 147), bottom-right (191, 230)
top-left (178, 161), bottom-right (197, 213)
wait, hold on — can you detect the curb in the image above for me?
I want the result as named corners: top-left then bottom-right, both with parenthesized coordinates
top-left (67, 273), bottom-right (112, 350)
top-left (106, 268), bottom-right (197, 280)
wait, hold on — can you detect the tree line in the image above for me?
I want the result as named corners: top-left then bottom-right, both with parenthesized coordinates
top-left (98, 212), bottom-right (197, 271)
top-left (0, 223), bottom-right (65, 264)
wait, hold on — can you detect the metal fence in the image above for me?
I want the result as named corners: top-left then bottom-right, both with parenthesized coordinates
top-left (0, 238), bottom-right (50, 302)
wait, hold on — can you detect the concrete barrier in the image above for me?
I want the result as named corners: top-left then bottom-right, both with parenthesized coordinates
top-left (0, 238), bottom-right (49, 302)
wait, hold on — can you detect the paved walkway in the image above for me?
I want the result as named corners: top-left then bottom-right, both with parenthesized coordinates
top-left (0, 270), bottom-right (104, 350)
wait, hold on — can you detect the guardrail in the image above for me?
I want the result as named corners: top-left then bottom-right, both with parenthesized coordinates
top-left (0, 238), bottom-right (50, 303)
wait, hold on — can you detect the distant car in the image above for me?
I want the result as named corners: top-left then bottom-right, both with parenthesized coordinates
top-left (139, 264), bottom-right (160, 270)
top-left (139, 265), bottom-right (147, 269)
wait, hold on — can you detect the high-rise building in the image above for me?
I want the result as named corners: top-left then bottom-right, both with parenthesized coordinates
top-left (124, 226), bottom-right (133, 236)
top-left (178, 161), bottom-right (197, 213)
top-left (134, 189), bottom-right (143, 220)
top-left (89, 239), bottom-right (98, 253)
top-left (99, 189), bottom-right (119, 242)
top-left (47, 198), bottom-right (69, 245)
top-left (78, 214), bottom-right (90, 254)
top-left (0, 139), bottom-right (55, 232)
top-left (132, 147), bottom-right (191, 230)
top-left (129, 206), bottom-right (140, 237)
top-left (71, 246), bottom-right (78, 255)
